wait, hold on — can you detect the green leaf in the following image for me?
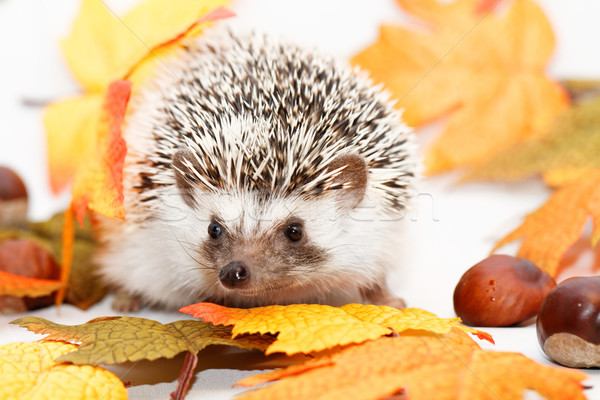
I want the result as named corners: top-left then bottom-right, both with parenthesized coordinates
top-left (11, 316), bottom-right (272, 365)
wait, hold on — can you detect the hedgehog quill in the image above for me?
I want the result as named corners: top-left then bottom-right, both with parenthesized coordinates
top-left (96, 30), bottom-right (416, 311)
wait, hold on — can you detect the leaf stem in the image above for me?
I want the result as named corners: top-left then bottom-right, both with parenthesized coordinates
top-left (170, 351), bottom-right (199, 400)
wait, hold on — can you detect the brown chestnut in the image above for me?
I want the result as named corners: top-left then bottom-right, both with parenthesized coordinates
top-left (537, 276), bottom-right (600, 368)
top-left (0, 239), bottom-right (61, 313)
top-left (454, 255), bottom-right (555, 326)
top-left (0, 166), bottom-right (28, 227)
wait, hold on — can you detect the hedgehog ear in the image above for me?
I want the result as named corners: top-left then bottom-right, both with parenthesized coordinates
top-left (326, 154), bottom-right (368, 209)
top-left (172, 150), bottom-right (202, 208)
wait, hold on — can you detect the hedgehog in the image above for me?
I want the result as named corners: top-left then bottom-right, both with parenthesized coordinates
top-left (95, 29), bottom-right (416, 311)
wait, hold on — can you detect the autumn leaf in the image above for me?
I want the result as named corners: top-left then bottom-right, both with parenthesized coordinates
top-left (236, 330), bottom-right (587, 400)
top-left (0, 271), bottom-right (65, 298)
top-left (61, 0), bottom-right (232, 91)
top-left (493, 169), bottom-right (600, 277)
top-left (11, 316), bottom-right (272, 365)
top-left (0, 341), bottom-right (127, 400)
top-left (44, 95), bottom-right (100, 194)
top-left (352, 0), bottom-right (567, 174)
top-left (46, 0), bottom-right (232, 196)
top-left (464, 95), bottom-right (600, 184)
top-left (180, 303), bottom-right (493, 355)
top-left (69, 80), bottom-right (131, 223)
top-left (49, 78), bottom-right (131, 306)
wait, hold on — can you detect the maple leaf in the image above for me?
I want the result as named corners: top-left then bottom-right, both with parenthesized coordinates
top-left (492, 169), bottom-right (600, 277)
top-left (61, 0), bottom-right (232, 91)
top-left (180, 303), bottom-right (493, 355)
top-left (464, 95), bottom-right (600, 184)
top-left (0, 341), bottom-right (127, 400)
top-left (69, 80), bottom-right (131, 223)
top-left (236, 330), bottom-right (587, 400)
top-left (0, 270), bottom-right (65, 298)
top-left (46, 0), bottom-right (232, 199)
top-left (11, 316), bottom-right (272, 365)
top-left (352, 0), bottom-right (567, 174)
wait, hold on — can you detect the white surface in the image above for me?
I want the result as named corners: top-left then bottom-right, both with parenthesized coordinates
top-left (1, 0), bottom-right (599, 399)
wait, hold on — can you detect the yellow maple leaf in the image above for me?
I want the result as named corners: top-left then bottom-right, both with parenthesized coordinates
top-left (0, 341), bottom-right (127, 400)
top-left (352, 0), bottom-right (567, 174)
top-left (493, 169), bottom-right (600, 276)
top-left (236, 330), bottom-right (587, 400)
top-left (180, 303), bottom-right (492, 355)
top-left (46, 0), bottom-right (231, 196)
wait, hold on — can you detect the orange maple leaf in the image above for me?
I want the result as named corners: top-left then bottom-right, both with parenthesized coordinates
top-left (70, 80), bottom-right (131, 224)
top-left (0, 270), bottom-right (66, 298)
top-left (493, 169), bottom-right (600, 276)
top-left (352, 0), bottom-right (567, 174)
top-left (236, 330), bottom-right (587, 400)
top-left (53, 81), bottom-right (130, 306)
top-left (180, 303), bottom-right (492, 355)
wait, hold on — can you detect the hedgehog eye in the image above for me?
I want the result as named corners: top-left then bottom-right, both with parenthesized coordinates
top-left (284, 223), bottom-right (303, 242)
top-left (208, 221), bottom-right (223, 239)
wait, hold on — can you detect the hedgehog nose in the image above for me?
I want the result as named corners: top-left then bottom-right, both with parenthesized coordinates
top-left (219, 262), bottom-right (250, 289)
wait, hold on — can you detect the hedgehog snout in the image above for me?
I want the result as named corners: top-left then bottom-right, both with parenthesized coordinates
top-left (219, 261), bottom-right (250, 289)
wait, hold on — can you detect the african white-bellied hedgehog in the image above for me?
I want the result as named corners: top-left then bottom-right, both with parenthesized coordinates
top-left (95, 29), bottom-right (415, 311)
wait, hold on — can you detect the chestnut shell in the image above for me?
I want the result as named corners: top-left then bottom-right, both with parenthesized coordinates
top-left (454, 255), bottom-right (555, 327)
top-left (537, 276), bottom-right (600, 346)
top-left (0, 166), bottom-right (27, 201)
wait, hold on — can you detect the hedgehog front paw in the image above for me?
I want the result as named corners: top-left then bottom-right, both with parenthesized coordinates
top-left (360, 284), bottom-right (406, 309)
top-left (111, 290), bottom-right (144, 313)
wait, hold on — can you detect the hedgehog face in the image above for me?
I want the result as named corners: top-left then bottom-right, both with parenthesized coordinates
top-left (176, 191), bottom-right (333, 306)
top-left (166, 150), bottom-right (390, 306)
top-left (166, 184), bottom-right (390, 307)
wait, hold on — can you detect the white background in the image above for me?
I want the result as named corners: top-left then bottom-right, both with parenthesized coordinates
top-left (1, 0), bottom-right (599, 399)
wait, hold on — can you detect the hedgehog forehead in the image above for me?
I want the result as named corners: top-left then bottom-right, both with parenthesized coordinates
top-left (199, 190), bottom-right (335, 236)
top-left (176, 112), bottom-right (344, 197)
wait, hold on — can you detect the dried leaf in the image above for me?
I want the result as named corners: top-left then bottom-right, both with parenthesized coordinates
top-left (180, 303), bottom-right (492, 355)
top-left (493, 169), bottom-right (600, 276)
top-left (0, 341), bottom-right (127, 400)
top-left (236, 330), bottom-right (587, 400)
top-left (0, 271), bottom-right (65, 298)
top-left (11, 316), bottom-right (272, 365)
top-left (352, 0), bottom-right (567, 174)
top-left (464, 96), bottom-right (600, 183)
